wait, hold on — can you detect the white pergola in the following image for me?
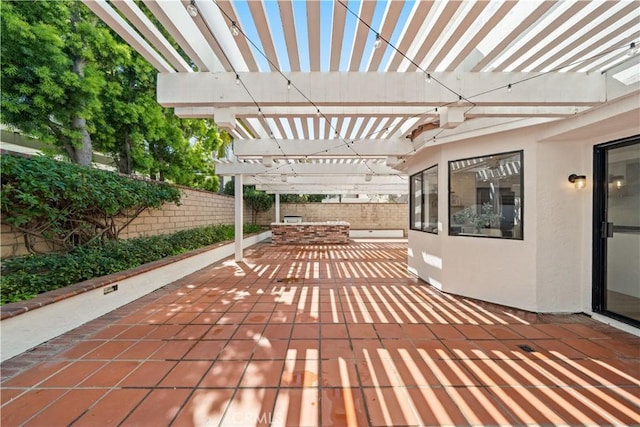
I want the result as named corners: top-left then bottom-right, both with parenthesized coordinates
top-left (83, 0), bottom-right (639, 196)
top-left (83, 0), bottom-right (639, 261)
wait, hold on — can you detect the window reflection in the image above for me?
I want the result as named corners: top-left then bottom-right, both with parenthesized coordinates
top-left (449, 151), bottom-right (523, 239)
top-left (410, 165), bottom-right (438, 233)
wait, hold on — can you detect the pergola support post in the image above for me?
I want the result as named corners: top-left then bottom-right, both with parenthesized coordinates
top-left (275, 193), bottom-right (280, 223)
top-left (234, 174), bottom-right (243, 262)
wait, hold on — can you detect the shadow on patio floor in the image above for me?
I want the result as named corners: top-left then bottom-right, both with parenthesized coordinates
top-left (1, 241), bottom-right (639, 426)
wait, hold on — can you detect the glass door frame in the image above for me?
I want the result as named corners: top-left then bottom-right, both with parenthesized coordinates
top-left (592, 134), bottom-right (640, 327)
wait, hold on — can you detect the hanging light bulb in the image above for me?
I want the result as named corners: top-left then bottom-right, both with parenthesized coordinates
top-left (186, 0), bottom-right (198, 17)
top-left (316, 108), bottom-right (321, 117)
top-left (373, 33), bottom-right (382, 49)
top-left (230, 21), bottom-right (240, 37)
top-left (287, 80), bottom-right (291, 90)
top-left (235, 74), bottom-right (240, 85)
top-left (426, 73), bottom-right (432, 83)
top-left (507, 84), bottom-right (512, 93)
top-left (628, 42), bottom-right (639, 56)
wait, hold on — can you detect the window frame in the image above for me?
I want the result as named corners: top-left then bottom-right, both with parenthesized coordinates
top-left (410, 164), bottom-right (438, 234)
top-left (448, 150), bottom-right (524, 240)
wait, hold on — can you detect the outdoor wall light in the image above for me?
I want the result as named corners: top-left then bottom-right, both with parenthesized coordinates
top-left (611, 175), bottom-right (625, 189)
top-left (186, 0), bottom-right (198, 17)
top-left (568, 174), bottom-right (587, 189)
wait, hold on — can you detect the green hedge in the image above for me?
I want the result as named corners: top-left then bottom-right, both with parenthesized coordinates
top-left (0, 223), bottom-right (263, 305)
top-left (1, 154), bottom-right (182, 252)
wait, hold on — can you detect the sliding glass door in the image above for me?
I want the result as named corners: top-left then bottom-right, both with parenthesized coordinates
top-left (593, 136), bottom-right (640, 325)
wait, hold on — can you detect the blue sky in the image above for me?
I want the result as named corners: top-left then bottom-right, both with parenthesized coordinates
top-left (234, 0), bottom-right (418, 72)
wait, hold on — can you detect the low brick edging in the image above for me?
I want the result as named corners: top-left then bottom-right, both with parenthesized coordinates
top-left (0, 240), bottom-right (231, 321)
top-left (1, 231), bottom-right (272, 362)
top-left (0, 241), bottom-right (231, 320)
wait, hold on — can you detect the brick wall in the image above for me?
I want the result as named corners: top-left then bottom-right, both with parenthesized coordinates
top-left (255, 202), bottom-right (408, 234)
top-left (271, 223), bottom-right (350, 245)
top-left (1, 188), bottom-right (238, 259)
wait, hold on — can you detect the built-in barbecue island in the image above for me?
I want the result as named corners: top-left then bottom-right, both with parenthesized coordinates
top-left (271, 219), bottom-right (350, 245)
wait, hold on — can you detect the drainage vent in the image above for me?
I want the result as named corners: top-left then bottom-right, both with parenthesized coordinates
top-left (518, 345), bottom-right (536, 353)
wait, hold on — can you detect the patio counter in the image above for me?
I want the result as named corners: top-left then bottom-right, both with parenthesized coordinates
top-left (271, 221), bottom-right (350, 245)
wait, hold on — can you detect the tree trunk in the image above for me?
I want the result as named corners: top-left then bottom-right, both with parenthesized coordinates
top-left (70, 56), bottom-right (93, 166)
top-left (119, 134), bottom-right (132, 174)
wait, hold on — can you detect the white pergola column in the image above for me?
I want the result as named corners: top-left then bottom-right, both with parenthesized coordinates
top-left (234, 174), bottom-right (243, 262)
top-left (275, 193), bottom-right (280, 223)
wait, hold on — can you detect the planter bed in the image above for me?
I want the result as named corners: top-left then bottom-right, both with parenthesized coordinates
top-left (0, 230), bottom-right (271, 362)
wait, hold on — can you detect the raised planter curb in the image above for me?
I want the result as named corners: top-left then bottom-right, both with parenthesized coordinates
top-left (0, 230), bottom-right (271, 362)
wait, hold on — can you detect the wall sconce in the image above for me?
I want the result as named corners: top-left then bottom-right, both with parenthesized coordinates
top-left (568, 174), bottom-right (587, 189)
top-left (610, 175), bottom-right (625, 189)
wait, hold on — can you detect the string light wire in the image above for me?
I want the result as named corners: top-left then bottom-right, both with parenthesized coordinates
top-left (192, 1), bottom-right (636, 181)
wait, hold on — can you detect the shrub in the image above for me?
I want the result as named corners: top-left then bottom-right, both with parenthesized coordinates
top-left (0, 223), bottom-right (263, 304)
top-left (221, 181), bottom-right (272, 224)
top-left (0, 154), bottom-right (182, 253)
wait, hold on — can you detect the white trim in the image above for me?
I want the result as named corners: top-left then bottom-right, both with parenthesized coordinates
top-left (590, 313), bottom-right (640, 337)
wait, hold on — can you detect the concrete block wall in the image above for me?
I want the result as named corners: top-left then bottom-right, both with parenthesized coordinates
top-left (2, 193), bottom-right (408, 258)
top-left (118, 189), bottom-right (236, 239)
top-left (256, 202), bottom-right (408, 234)
top-left (1, 188), bottom-right (238, 259)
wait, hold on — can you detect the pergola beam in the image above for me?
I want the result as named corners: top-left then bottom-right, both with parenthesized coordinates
top-left (232, 139), bottom-right (415, 157)
top-left (158, 71), bottom-right (606, 108)
top-left (215, 161), bottom-right (402, 176)
top-left (244, 175), bottom-right (406, 185)
top-left (173, 105), bottom-right (591, 119)
top-left (82, 0), bottom-right (175, 73)
top-left (253, 184), bottom-right (407, 195)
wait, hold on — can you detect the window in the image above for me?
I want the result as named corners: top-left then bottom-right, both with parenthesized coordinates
top-left (449, 151), bottom-right (523, 239)
top-left (410, 165), bottom-right (438, 233)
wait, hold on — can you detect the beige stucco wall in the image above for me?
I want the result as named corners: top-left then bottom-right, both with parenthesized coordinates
top-left (255, 202), bottom-right (408, 233)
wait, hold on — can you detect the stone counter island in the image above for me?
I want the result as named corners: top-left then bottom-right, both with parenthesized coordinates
top-left (271, 221), bottom-right (350, 245)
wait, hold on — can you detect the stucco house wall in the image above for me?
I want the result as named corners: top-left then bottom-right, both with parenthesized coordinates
top-left (406, 95), bottom-right (639, 314)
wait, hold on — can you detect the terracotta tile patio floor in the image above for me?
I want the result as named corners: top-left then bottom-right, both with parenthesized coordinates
top-left (1, 240), bottom-right (639, 426)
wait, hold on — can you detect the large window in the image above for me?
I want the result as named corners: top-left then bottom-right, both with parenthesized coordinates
top-left (449, 151), bottom-right (523, 239)
top-left (410, 165), bottom-right (438, 233)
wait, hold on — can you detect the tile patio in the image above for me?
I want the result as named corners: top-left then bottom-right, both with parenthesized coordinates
top-left (1, 240), bottom-right (639, 426)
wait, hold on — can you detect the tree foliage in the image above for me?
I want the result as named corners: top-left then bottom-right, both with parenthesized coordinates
top-left (222, 182), bottom-right (273, 223)
top-left (1, 154), bottom-right (181, 253)
top-left (0, 0), bottom-right (105, 165)
top-left (1, 0), bottom-right (232, 189)
top-left (244, 187), bottom-right (274, 223)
